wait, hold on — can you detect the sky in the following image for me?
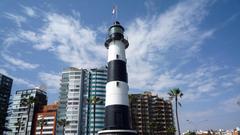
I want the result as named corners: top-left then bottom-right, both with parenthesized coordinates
top-left (0, 0), bottom-right (240, 132)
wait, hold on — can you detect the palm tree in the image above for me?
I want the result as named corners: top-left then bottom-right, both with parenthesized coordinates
top-left (168, 88), bottom-right (183, 135)
top-left (88, 96), bottom-right (103, 135)
top-left (20, 95), bottom-right (37, 135)
top-left (38, 119), bottom-right (47, 135)
top-left (57, 119), bottom-right (69, 135)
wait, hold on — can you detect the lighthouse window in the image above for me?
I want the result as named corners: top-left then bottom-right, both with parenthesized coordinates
top-left (116, 81), bottom-right (119, 87)
top-left (116, 54), bottom-right (119, 59)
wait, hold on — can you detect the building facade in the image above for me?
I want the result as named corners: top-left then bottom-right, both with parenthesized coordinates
top-left (85, 68), bottom-right (107, 135)
top-left (35, 103), bottom-right (58, 135)
top-left (57, 67), bottom-right (107, 135)
top-left (57, 67), bottom-right (85, 135)
top-left (129, 91), bottom-right (174, 135)
top-left (8, 88), bottom-right (47, 135)
top-left (0, 73), bottom-right (13, 134)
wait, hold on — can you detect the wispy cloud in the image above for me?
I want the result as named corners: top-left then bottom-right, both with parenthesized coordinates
top-left (13, 77), bottom-right (36, 88)
top-left (38, 72), bottom-right (61, 93)
top-left (126, 0), bottom-right (215, 90)
top-left (2, 54), bottom-right (39, 70)
top-left (3, 0), bottom-right (238, 103)
top-left (0, 68), bottom-right (8, 75)
top-left (22, 6), bottom-right (36, 17)
top-left (19, 13), bottom-right (106, 68)
top-left (4, 13), bottom-right (26, 27)
top-left (148, 64), bottom-right (240, 101)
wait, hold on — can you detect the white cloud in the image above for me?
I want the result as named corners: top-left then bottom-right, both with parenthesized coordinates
top-left (22, 6), bottom-right (36, 17)
top-left (3, 34), bottom-right (20, 46)
top-left (38, 72), bottom-right (61, 93)
top-left (149, 64), bottom-right (240, 101)
top-left (20, 31), bottom-right (38, 42)
top-left (5, 0), bottom-right (238, 103)
top-left (0, 68), bottom-right (8, 75)
top-left (13, 77), bottom-right (36, 88)
top-left (152, 72), bottom-right (184, 90)
top-left (126, 0), bottom-right (214, 90)
top-left (5, 13), bottom-right (26, 27)
top-left (2, 54), bottom-right (39, 70)
top-left (20, 13), bottom-right (106, 68)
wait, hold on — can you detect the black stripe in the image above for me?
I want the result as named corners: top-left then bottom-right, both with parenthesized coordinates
top-left (104, 105), bottom-right (131, 130)
top-left (107, 60), bottom-right (128, 82)
top-left (105, 33), bottom-right (129, 49)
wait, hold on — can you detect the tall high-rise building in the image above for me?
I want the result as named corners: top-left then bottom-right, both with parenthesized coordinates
top-left (34, 103), bottom-right (58, 135)
top-left (57, 67), bottom-right (107, 135)
top-left (129, 92), bottom-right (174, 135)
top-left (8, 88), bottom-right (47, 135)
top-left (85, 68), bottom-right (107, 135)
top-left (0, 73), bottom-right (13, 134)
top-left (57, 67), bottom-right (89, 135)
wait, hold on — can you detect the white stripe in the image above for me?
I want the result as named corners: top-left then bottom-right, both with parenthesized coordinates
top-left (105, 81), bottom-right (129, 106)
top-left (108, 41), bottom-right (126, 62)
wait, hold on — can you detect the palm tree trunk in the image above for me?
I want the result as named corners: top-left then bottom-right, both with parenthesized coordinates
top-left (93, 103), bottom-right (96, 135)
top-left (17, 124), bottom-right (20, 135)
top-left (17, 115), bottom-right (22, 135)
top-left (40, 123), bottom-right (43, 135)
top-left (175, 96), bottom-right (181, 135)
top-left (63, 125), bottom-right (65, 135)
top-left (25, 105), bottom-right (31, 135)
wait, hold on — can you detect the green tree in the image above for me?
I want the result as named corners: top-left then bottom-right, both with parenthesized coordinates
top-left (57, 119), bottom-right (69, 135)
top-left (185, 131), bottom-right (196, 135)
top-left (88, 96), bottom-right (103, 135)
top-left (168, 88), bottom-right (183, 135)
top-left (21, 95), bottom-right (37, 135)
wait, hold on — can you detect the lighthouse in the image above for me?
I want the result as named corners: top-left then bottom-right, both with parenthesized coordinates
top-left (98, 21), bottom-right (136, 135)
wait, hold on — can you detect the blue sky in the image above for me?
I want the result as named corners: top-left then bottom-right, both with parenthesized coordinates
top-left (0, 0), bottom-right (240, 132)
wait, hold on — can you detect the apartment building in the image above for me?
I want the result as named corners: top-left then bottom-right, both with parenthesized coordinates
top-left (0, 73), bottom-right (13, 134)
top-left (129, 91), bottom-right (174, 135)
top-left (8, 88), bottom-right (47, 135)
top-left (35, 103), bottom-right (58, 135)
top-left (57, 67), bottom-right (107, 135)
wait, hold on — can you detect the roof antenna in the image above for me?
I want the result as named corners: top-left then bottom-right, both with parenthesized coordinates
top-left (112, 5), bottom-right (118, 23)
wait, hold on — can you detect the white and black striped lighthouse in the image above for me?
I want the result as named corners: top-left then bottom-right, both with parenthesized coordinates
top-left (98, 21), bottom-right (136, 135)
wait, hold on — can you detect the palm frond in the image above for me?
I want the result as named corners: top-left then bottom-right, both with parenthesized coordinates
top-left (180, 93), bottom-right (184, 98)
top-left (178, 102), bottom-right (182, 107)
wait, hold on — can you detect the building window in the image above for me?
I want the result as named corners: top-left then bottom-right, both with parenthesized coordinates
top-left (116, 54), bottom-right (119, 59)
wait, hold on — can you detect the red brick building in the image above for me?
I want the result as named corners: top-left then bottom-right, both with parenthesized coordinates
top-left (34, 103), bottom-right (58, 135)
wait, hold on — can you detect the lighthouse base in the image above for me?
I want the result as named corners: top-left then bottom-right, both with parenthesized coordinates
top-left (98, 129), bottom-right (137, 135)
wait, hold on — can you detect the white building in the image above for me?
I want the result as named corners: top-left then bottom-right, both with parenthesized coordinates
top-left (57, 67), bottom-right (107, 135)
